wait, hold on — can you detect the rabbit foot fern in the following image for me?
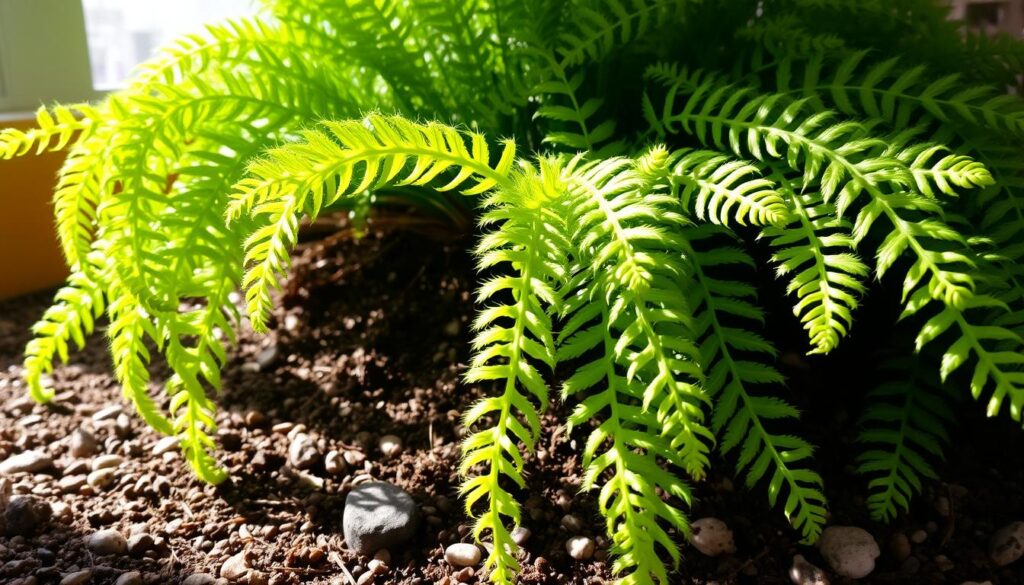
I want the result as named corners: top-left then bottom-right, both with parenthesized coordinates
top-left (5, 1), bottom-right (1024, 583)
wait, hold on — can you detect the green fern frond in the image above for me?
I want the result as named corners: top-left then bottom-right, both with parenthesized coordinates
top-left (0, 104), bottom-right (99, 159)
top-left (564, 156), bottom-right (713, 479)
top-left (684, 224), bottom-right (827, 543)
top-left (650, 74), bottom-right (978, 310)
top-left (560, 289), bottom-right (691, 585)
top-left (857, 353), bottom-right (953, 522)
top-left (763, 165), bottom-right (868, 354)
top-left (234, 115), bottom-right (516, 331)
top-left (534, 64), bottom-right (626, 156)
top-left (664, 148), bottom-right (789, 227)
top-left (24, 266), bottom-right (106, 404)
top-left (462, 159), bottom-right (568, 584)
top-left (908, 293), bottom-right (1024, 422)
top-left (775, 51), bottom-right (1024, 139)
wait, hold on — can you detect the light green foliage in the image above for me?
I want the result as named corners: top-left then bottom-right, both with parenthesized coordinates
top-left (4, 1), bottom-right (1024, 583)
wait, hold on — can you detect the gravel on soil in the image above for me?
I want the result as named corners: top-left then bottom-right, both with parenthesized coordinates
top-left (0, 225), bottom-right (1022, 584)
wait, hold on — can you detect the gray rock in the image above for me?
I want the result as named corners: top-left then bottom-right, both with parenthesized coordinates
top-left (990, 521), bottom-right (1024, 566)
top-left (60, 570), bottom-right (91, 585)
top-left (86, 529), bottom-right (128, 555)
top-left (0, 450), bottom-right (53, 474)
top-left (70, 429), bottom-right (98, 458)
top-left (127, 533), bottom-right (155, 557)
top-left (288, 434), bottom-right (319, 470)
top-left (182, 575), bottom-right (217, 585)
top-left (819, 526), bottom-right (880, 579)
top-left (343, 481), bottom-right (419, 555)
top-left (4, 496), bottom-right (51, 536)
top-left (115, 572), bottom-right (143, 585)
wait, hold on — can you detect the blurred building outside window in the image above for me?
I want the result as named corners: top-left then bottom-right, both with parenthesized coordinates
top-left (82, 0), bottom-right (256, 90)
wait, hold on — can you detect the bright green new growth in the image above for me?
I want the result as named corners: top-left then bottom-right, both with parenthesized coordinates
top-left (3, 1), bottom-right (1024, 583)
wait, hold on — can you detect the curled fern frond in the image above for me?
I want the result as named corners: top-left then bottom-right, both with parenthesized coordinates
top-left (234, 115), bottom-right (517, 331)
top-left (857, 353), bottom-right (954, 522)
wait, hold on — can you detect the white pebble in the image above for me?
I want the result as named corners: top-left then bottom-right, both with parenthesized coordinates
top-left (91, 454), bottom-right (125, 471)
top-left (990, 521), bottom-right (1024, 566)
top-left (378, 434), bottom-right (403, 458)
top-left (566, 536), bottom-right (595, 560)
top-left (818, 526), bottom-right (880, 579)
top-left (690, 517), bottom-right (736, 557)
top-left (789, 554), bottom-right (829, 585)
top-left (444, 543), bottom-right (482, 567)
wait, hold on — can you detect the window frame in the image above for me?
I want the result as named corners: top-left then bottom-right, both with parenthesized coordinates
top-left (0, 0), bottom-right (102, 116)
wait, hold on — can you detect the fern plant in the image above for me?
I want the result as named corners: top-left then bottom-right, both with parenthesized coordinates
top-left (4, 1), bottom-right (1024, 583)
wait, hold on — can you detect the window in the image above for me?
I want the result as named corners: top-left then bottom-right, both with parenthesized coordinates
top-left (82, 0), bottom-right (256, 90)
top-left (0, 0), bottom-right (256, 114)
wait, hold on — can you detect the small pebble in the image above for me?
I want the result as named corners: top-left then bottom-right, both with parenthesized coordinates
top-left (0, 450), bottom-right (53, 474)
top-left (444, 543), bottom-right (482, 567)
top-left (87, 468), bottom-right (116, 490)
top-left (60, 571), bottom-right (91, 585)
top-left (934, 554), bottom-right (954, 572)
top-left (5, 496), bottom-right (51, 536)
top-left (990, 521), bottom-right (1024, 566)
top-left (256, 346), bottom-right (278, 369)
top-left (818, 526), bottom-right (880, 579)
top-left (91, 454), bottom-right (124, 471)
top-left (182, 574), bottom-right (218, 585)
top-left (911, 529), bottom-right (928, 544)
top-left (566, 536), bottom-right (595, 560)
top-left (92, 405), bottom-right (122, 421)
top-left (560, 514), bottom-right (583, 532)
top-left (115, 572), bottom-right (143, 585)
top-left (690, 518), bottom-right (736, 557)
top-left (889, 533), bottom-right (911, 561)
top-left (70, 429), bottom-right (98, 457)
top-left (512, 526), bottom-right (531, 546)
top-left (378, 435), bottom-right (403, 458)
top-left (288, 434), bottom-right (319, 470)
top-left (221, 552), bottom-right (249, 581)
top-left (789, 554), bottom-right (829, 585)
top-left (325, 450), bottom-right (347, 475)
top-left (244, 410), bottom-right (266, 428)
top-left (152, 436), bottom-right (179, 456)
top-left (86, 529), bottom-right (128, 555)
top-left (127, 533), bottom-right (155, 557)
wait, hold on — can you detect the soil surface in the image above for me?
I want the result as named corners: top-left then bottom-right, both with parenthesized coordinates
top-left (0, 223), bottom-right (1022, 585)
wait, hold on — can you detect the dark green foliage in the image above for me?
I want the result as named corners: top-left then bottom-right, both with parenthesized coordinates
top-left (3, 1), bottom-right (1024, 583)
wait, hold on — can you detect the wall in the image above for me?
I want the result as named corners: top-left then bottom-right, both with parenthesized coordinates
top-left (0, 117), bottom-right (69, 299)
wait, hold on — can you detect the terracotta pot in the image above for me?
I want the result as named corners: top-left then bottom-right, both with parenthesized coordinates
top-left (0, 117), bottom-right (69, 300)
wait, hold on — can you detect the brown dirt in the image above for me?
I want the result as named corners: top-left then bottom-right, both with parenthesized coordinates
top-left (0, 224), bottom-right (1022, 585)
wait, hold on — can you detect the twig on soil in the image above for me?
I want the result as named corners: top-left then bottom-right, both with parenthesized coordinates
top-left (329, 550), bottom-right (358, 585)
top-left (727, 546), bottom-right (770, 579)
top-left (940, 483), bottom-right (956, 547)
top-left (270, 566), bottom-right (336, 575)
